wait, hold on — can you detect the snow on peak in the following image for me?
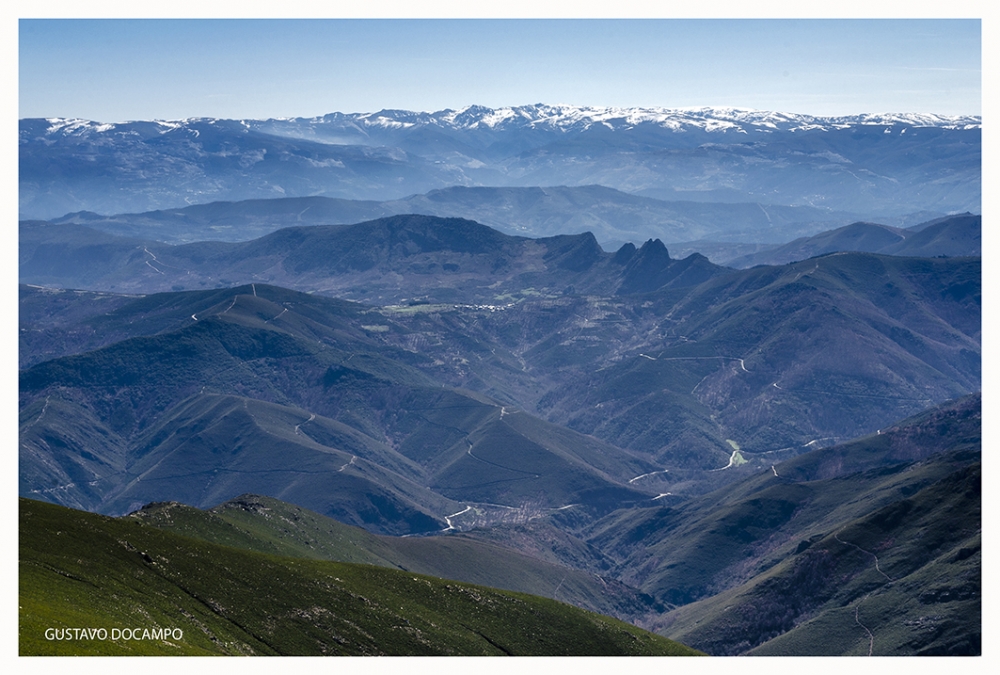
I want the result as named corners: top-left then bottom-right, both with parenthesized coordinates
top-left (45, 118), bottom-right (98, 134)
top-left (29, 106), bottom-right (981, 141)
top-left (327, 105), bottom-right (979, 135)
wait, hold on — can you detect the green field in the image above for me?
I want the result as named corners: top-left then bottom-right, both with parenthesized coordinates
top-left (20, 498), bottom-right (702, 656)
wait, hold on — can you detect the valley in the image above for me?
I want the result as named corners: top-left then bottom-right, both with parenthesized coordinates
top-left (18, 104), bottom-right (981, 657)
top-left (20, 219), bottom-right (980, 509)
top-left (20, 395), bottom-right (980, 656)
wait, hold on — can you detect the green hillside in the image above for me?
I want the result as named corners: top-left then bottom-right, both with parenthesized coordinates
top-left (130, 494), bottom-right (661, 621)
top-left (20, 498), bottom-right (701, 656)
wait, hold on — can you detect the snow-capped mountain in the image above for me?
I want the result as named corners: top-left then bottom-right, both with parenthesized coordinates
top-left (20, 105), bottom-right (981, 221)
top-left (26, 104), bottom-right (981, 141)
top-left (345, 104), bottom-right (980, 132)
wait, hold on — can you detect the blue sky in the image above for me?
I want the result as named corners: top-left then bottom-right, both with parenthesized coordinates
top-left (18, 18), bottom-right (981, 121)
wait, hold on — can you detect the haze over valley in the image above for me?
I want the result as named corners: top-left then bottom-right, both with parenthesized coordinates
top-left (19, 99), bottom-right (981, 657)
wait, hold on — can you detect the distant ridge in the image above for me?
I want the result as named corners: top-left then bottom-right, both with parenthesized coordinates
top-left (33, 105), bottom-right (982, 137)
top-left (727, 214), bottom-right (981, 267)
top-left (46, 186), bottom-right (873, 249)
top-left (19, 214), bottom-right (733, 302)
top-left (20, 105), bottom-right (980, 220)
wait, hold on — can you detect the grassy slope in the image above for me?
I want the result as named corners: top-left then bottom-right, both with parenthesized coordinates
top-left (20, 498), bottom-right (701, 656)
top-left (661, 461), bottom-right (980, 655)
top-left (131, 494), bottom-right (661, 621)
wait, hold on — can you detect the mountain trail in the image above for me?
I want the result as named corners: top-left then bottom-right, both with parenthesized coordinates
top-left (792, 262), bottom-right (820, 282)
top-left (23, 396), bottom-right (50, 432)
top-left (628, 469), bottom-right (669, 484)
top-left (853, 593), bottom-right (875, 656)
top-left (552, 574), bottom-right (567, 600)
top-left (441, 505), bottom-right (472, 532)
top-left (294, 413), bottom-right (316, 435)
top-left (142, 246), bottom-right (189, 274)
top-left (711, 447), bottom-right (747, 472)
top-left (686, 356), bottom-right (752, 394)
top-left (498, 406), bottom-right (516, 419)
top-left (834, 530), bottom-right (894, 582)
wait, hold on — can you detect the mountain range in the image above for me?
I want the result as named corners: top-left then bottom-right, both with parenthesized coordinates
top-left (19, 104), bottom-right (981, 656)
top-left (20, 216), bottom-right (980, 517)
top-left (19, 214), bottom-right (729, 302)
top-left (47, 185), bottom-right (880, 251)
top-left (726, 213), bottom-right (981, 267)
top-left (18, 275), bottom-right (980, 653)
top-left (21, 392), bottom-right (979, 655)
top-left (20, 105), bottom-right (981, 221)
top-left (19, 279), bottom-right (664, 530)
